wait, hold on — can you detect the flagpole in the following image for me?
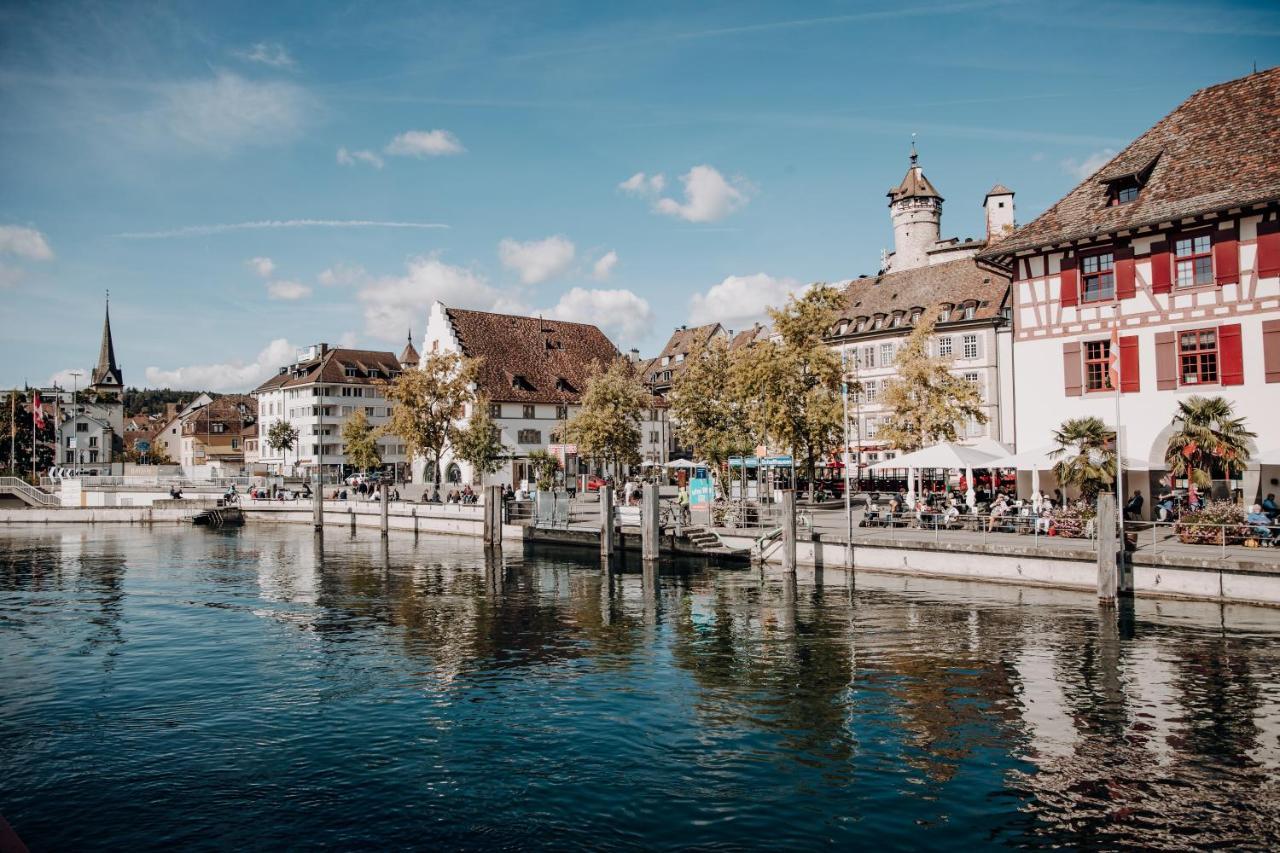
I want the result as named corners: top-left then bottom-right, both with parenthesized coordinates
top-left (1113, 291), bottom-right (1125, 573)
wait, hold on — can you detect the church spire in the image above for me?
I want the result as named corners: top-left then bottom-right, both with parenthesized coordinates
top-left (91, 292), bottom-right (122, 388)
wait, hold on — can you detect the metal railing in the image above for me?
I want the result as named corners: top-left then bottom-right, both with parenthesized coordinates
top-left (0, 477), bottom-right (61, 506)
top-left (1140, 519), bottom-right (1280, 558)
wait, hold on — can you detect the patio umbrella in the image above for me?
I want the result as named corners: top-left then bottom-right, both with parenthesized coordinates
top-left (663, 459), bottom-right (701, 469)
top-left (986, 445), bottom-right (1151, 509)
top-left (867, 442), bottom-right (1001, 510)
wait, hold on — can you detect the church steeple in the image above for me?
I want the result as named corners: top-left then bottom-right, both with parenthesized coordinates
top-left (90, 293), bottom-right (122, 389)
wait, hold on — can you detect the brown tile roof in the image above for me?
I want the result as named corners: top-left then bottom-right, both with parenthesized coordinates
top-left (251, 348), bottom-right (402, 393)
top-left (835, 257), bottom-right (1010, 331)
top-left (641, 323), bottom-right (725, 388)
top-left (446, 307), bottom-right (621, 404)
top-left (399, 334), bottom-right (419, 367)
top-left (983, 67), bottom-right (1280, 257)
top-left (183, 395), bottom-right (258, 433)
top-left (729, 323), bottom-right (771, 349)
top-left (888, 162), bottom-right (941, 202)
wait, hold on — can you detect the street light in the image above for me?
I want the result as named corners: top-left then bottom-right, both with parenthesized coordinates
top-left (69, 371), bottom-right (82, 476)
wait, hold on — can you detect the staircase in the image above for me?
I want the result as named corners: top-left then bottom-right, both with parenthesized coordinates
top-left (0, 477), bottom-right (61, 507)
top-left (682, 525), bottom-right (751, 560)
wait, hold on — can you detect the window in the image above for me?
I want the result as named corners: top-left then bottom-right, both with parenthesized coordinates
top-left (938, 306), bottom-right (952, 322)
top-left (231, 438), bottom-right (240, 450)
top-left (1081, 252), bottom-right (1115, 302)
top-left (865, 419), bottom-right (878, 438)
top-left (662, 356), bottom-right (670, 366)
top-left (910, 311), bottom-right (921, 324)
top-left (962, 334), bottom-right (978, 360)
top-left (517, 429), bottom-right (542, 444)
top-left (522, 404), bottom-right (536, 419)
top-left (873, 316), bottom-right (884, 329)
top-left (77, 422), bottom-right (88, 432)
top-left (1174, 233), bottom-right (1213, 288)
top-left (963, 371), bottom-right (980, 387)
top-left (650, 431), bottom-right (659, 443)
top-left (1178, 328), bottom-right (1218, 385)
top-left (365, 407), bottom-right (374, 417)
top-left (962, 304), bottom-right (976, 320)
top-left (88, 436), bottom-right (98, 447)
top-left (937, 336), bottom-right (953, 357)
top-left (891, 313), bottom-right (902, 327)
top-left (863, 380), bottom-right (878, 402)
top-left (489, 403), bottom-right (502, 418)
top-left (211, 423), bottom-right (225, 434)
top-left (863, 346), bottom-right (875, 369)
top-left (880, 343), bottom-right (894, 365)
top-left (344, 367), bottom-right (358, 377)
top-left (676, 353), bottom-right (685, 362)
top-left (1084, 340), bottom-right (1114, 392)
top-left (556, 405), bottom-right (568, 420)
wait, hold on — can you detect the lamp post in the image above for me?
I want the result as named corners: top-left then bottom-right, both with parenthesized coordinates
top-left (69, 371), bottom-right (82, 476)
top-left (841, 348), bottom-right (854, 569)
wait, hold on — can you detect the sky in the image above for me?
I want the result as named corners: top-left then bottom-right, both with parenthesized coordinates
top-left (2, 0), bottom-right (1278, 393)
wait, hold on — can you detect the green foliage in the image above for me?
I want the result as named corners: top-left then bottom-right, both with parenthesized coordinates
top-left (341, 408), bottom-right (382, 471)
top-left (267, 419), bottom-right (299, 467)
top-left (1164, 395), bottom-right (1255, 487)
top-left (1, 390), bottom-right (55, 476)
top-left (668, 337), bottom-right (751, 497)
top-left (1049, 416), bottom-right (1116, 502)
top-left (122, 387), bottom-right (208, 418)
top-left (453, 396), bottom-right (507, 477)
top-left (877, 308), bottom-right (987, 452)
top-left (564, 357), bottom-right (649, 478)
top-left (380, 351), bottom-right (478, 484)
top-left (526, 448), bottom-right (561, 491)
top-left (1176, 500), bottom-right (1250, 545)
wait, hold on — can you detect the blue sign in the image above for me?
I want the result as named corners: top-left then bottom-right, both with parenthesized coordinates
top-left (136, 440), bottom-right (151, 452)
top-left (689, 476), bottom-right (714, 506)
top-left (761, 455), bottom-right (794, 466)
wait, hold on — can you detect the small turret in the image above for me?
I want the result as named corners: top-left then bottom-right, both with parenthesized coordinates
top-left (983, 184), bottom-right (1015, 241)
top-left (399, 329), bottom-right (420, 370)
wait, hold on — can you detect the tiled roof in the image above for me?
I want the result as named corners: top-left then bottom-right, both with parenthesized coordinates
top-left (888, 162), bottom-right (941, 202)
top-left (252, 348), bottom-right (402, 393)
top-left (729, 323), bottom-right (771, 349)
top-left (983, 67), bottom-right (1280, 257)
top-left (399, 335), bottom-right (419, 367)
top-left (446, 307), bottom-right (621, 404)
top-left (183, 395), bottom-right (258, 432)
top-left (835, 257), bottom-right (1010, 330)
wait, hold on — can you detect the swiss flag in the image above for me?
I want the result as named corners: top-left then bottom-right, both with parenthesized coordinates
top-left (32, 392), bottom-right (45, 430)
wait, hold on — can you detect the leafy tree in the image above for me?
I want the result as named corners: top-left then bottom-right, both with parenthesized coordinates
top-left (527, 448), bottom-right (561, 491)
top-left (734, 285), bottom-right (845, 499)
top-left (453, 396), bottom-right (507, 481)
top-left (267, 419), bottom-right (299, 469)
top-left (1050, 416), bottom-right (1116, 503)
top-left (380, 351), bottom-right (477, 484)
top-left (877, 308), bottom-right (987, 452)
top-left (564, 357), bottom-right (650, 480)
top-left (668, 337), bottom-right (752, 497)
top-left (1, 390), bottom-right (56, 478)
top-left (341, 408), bottom-right (383, 472)
top-left (1165, 395), bottom-right (1254, 488)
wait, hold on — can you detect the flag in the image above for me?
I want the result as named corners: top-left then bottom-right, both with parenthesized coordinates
top-left (1108, 325), bottom-right (1120, 390)
top-left (32, 392), bottom-right (44, 430)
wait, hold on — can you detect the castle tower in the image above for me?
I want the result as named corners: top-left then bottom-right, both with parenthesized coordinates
top-left (399, 329), bottom-right (420, 371)
top-left (983, 184), bottom-right (1016, 241)
top-left (886, 140), bottom-right (942, 273)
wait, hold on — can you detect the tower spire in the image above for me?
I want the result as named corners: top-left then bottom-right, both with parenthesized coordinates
top-left (910, 132), bottom-right (918, 166)
top-left (91, 292), bottom-right (122, 388)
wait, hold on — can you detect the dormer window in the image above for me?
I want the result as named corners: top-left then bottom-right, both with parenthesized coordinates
top-left (963, 304), bottom-right (976, 320)
top-left (1110, 180), bottom-right (1140, 205)
top-left (938, 305), bottom-right (952, 322)
top-left (910, 310), bottom-right (922, 324)
top-left (511, 374), bottom-right (535, 392)
top-left (554, 377), bottom-right (577, 394)
top-left (872, 315), bottom-right (884, 329)
top-left (675, 353), bottom-right (685, 363)
top-left (891, 312), bottom-right (903, 327)
top-left (344, 367), bottom-right (358, 377)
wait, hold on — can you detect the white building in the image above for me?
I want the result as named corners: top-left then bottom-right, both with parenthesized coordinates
top-left (420, 301), bottom-right (668, 489)
top-left (980, 67), bottom-right (1280, 509)
top-left (251, 343), bottom-right (411, 479)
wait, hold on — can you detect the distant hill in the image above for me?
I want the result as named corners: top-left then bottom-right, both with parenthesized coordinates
top-left (123, 387), bottom-right (214, 418)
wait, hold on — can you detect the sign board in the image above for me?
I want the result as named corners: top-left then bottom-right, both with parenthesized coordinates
top-left (68, 438), bottom-right (77, 449)
top-left (689, 476), bottom-right (714, 506)
top-left (761, 455), bottom-right (794, 466)
top-left (136, 440), bottom-right (151, 453)
top-left (547, 444), bottom-right (578, 455)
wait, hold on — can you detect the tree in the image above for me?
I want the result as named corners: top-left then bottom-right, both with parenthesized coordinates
top-left (526, 449), bottom-right (561, 491)
top-left (564, 357), bottom-right (650, 480)
top-left (341, 409), bottom-right (383, 472)
top-left (453, 396), bottom-right (507, 482)
top-left (381, 351), bottom-right (477, 485)
top-left (668, 337), bottom-right (752, 497)
top-left (124, 438), bottom-right (173, 465)
top-left (734, 285), bottom-right (845, 499)
top-left (1, 390), bottom-right (54, 477)
top-left (877, 308), bottom-right (987, 452)
top-left (1049, 416), bottom-right (1116, 503)
top-left (267, 420), bottom-right (299, 470)
top-left (1165, 395), bottom-right (1255, 488)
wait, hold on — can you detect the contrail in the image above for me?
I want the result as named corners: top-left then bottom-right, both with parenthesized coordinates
top-left (115, 219), bottom-right (450, 239)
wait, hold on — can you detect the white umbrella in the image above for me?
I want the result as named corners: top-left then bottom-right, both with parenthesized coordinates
top-left (663, 459), bottom-right (700, 469)
top-left (868, 441), bottom-right (1001, 510)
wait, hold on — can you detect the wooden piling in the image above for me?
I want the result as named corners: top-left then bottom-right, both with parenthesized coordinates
top-left (600, 485), bottom-right (615, 557)
top-left (1097, 492), bottom-right (1118, 603)
top-left (642, 482), bottom-right (659, 561)
top-left (379, 483), bottom-right (389, 537)
top-left (484, 484), bottom-right (503, 547)
top-left (312, 478), bottom-right (323, 532)
top-left (781, 489), bottom-right (797, 574)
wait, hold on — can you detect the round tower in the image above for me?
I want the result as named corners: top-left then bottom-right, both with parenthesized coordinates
top-left (886, 141), bottom-right (942, 273)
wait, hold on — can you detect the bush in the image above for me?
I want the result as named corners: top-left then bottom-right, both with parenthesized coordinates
top-left (1175, 500), bottom-right (1249, 545)
top-left (1049, 504), bottom-right (1095, 539)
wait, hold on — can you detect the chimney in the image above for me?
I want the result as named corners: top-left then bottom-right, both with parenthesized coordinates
top-left (628, 348), bottom-right (640, 363)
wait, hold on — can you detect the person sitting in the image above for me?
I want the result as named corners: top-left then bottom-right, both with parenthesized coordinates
top-left (1156, 490), bottom-right (1177, 522)
top-left (942, 500), bottom-right (960, 529)
top-left (987, 495), bottom-right (1010, 532)
top-left (1124, 489), bottom-right (1144, 521)
top-left (430, 488), bottom-right (441, 503)
top-left (1263, 493), bottom-right (1279, 522)
top-left (1246, 504), bottom-right (1274, 544)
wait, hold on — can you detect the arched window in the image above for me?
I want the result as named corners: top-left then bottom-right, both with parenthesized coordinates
top-left (446, 463), bottom-right (462, 483)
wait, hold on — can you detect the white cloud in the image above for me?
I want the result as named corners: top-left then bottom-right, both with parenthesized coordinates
top-left (549, 288), bottom-right (652, 343)
top-left (689, 273), bottom-right (802, 327)
top-left (357, 255), bottom-right (514, 342)
top-left (618, 171), bottom-right (665, 196)
top-left (337, 146), bottom-right (384, 169)
top-left (654, 165), bottom-right (751, 223)
top-left (158, 71), bottom-right (312, 154)
top-left (592, 250), bottom-right (619, 281)
top-left (1062, 148), bottom-right (1117, 180)
top-left (266, 279), bottom-right (311, 300)
top-left (498, 235), bottom-right (576, 285)
top-left (317, 264), bottom-right (367, 287)
top-left (145, 338), bottom-right (296, 393)
top-left (235, 42), bottom-right (297, 69)
top-left (338, 330), bottom-right (359, 349)
top-left (247, 256), bottom-right (276, 278)
top-left (116, 219), bottom-right (447, 239)
top-left (46, 367), bottom-right (89, 388)
top-left (0, 225), bottom-right (54, 260)
top-left (385, 129), bottom-right (465, 158)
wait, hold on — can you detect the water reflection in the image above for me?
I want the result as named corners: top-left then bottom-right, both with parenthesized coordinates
top-left (1, 526), bottom-right (1278, 850)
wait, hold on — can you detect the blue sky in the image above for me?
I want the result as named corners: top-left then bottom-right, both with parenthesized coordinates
top-left (2, 0), bottom-right (1278, 392)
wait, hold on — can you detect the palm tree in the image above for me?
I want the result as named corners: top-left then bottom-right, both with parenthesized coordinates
top-left (1050, 416), bottom-right (1116, 503)
top-left (1165, 395), bottom-right (1255, 488)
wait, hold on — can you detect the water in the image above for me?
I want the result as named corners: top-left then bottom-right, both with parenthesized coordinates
top-left (2, 526), bottom-right (1279, 850)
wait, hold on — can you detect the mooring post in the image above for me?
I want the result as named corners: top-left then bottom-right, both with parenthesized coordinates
top-left (600, 484), bottom-right (615, 557)
top-left (484, 484), bottom-right (503, 547)
top-left (379, 482), bottom-right (389, 537)
top-left (349, 506), bottom-right (356, 535)
top-left (782, 489), bottom-right (797, 575)
top-left (312, 477), bottom-right (323, 532)
top-left (1096, 492), bottom-right (1118, 603)
top-left (642, 482), bottom-right (660, 561)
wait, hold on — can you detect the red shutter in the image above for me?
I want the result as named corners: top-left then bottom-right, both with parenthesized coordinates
top-left (1263, 319), bottom-right (1280, 384)
top-left (1258, 219), bottom-right (1280, 278)
top-left (1114, 245), bottom-right (1135, 300)
top-left (1218, 323), bottom-right (1243, 385)
top-left (1063, 341), bottom-right (1082, 397)
top-left (1060, 254), bottom-right (1078, 308)
top-left (1155, 331), bottom-right (1177, 390)
top-left (1149, 241), bottom-right (1172, 293)
top-left (1119, 335), bottom-right (1140, 393)
top-left (1213, 226), bottom-right (1239, 286)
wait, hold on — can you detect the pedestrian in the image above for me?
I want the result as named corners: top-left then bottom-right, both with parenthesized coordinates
top-left (1124, 489), bottom-right (1144, 520)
